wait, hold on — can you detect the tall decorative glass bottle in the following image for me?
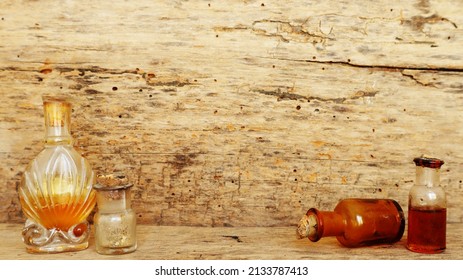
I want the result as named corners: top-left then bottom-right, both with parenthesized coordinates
top-left (19, 97), bottom-right (96, 253)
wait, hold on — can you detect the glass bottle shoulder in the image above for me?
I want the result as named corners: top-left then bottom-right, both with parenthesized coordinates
top-left (30, 145), bottom-right (91, 170)
top-left (22, 144), bottom-right (94, 193)
top-left (409, 184), bottom-right (446, 209)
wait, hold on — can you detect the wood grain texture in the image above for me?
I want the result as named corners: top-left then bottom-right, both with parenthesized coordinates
top-left (1, 223), bottom-right (462, 259)
top-left (1, 0), bottom-right (463, 227)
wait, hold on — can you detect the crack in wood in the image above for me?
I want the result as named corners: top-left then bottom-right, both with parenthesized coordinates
top-left (252, 88), bottom-right (309, 102)
top-left (251, 19), bottom-right (332, 41)
top-left (57, 66), bottom-right (140, 76)
top-left (146, 80), bottom-right (192, 87)
top-left (400, 71), bottom-right (436, 87)
top-left (222, 235), bottom-right (243, 243)
top-left (252, 87), bottom-right (379, 103)
top-left (215, 19), bottom-right (332, 44)
top-left (266, 57), bottom-right (463, 73)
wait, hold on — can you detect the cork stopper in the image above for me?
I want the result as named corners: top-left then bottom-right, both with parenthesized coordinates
top-left (94, 174), bottom-right (133, 190)
top-left (296, 213), bottom-right (311, 239)
top-left (43, 96), bottom-right (71, 128)
top-left (296, 210), bottom-right (320, 241)
top-left (413, 156), bottom-right (444, 169)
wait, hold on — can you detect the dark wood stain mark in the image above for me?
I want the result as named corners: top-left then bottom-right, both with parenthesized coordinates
top-left (253, 87), bottom-right (379, 104)
top-left (222, 235), bottom-right (243, 243)
top-left (382, 117), bottom-right (397, 124)
top-left (56, 66), bottom-right (139, 76)
top-left (213, 25), bottom-right (248, 32)
top-left (252, 88), bottom-right (309, 102)
top-left (85, 89), bottom-right (102, 94)
top-left (332, 105), bottom-right (352, 113)
top-left (415, 0), bottom-right (431, 13)
top-left (169, 154), bottom-right (198, 173)
top-left (40, 68), bottom-right (52, 74)
top-left (89, 130), bottom-right (110, 137)
top-left (69, 84), bottom-right (83, 90)
top-left (403, 14), bottom-right (458, 32)
top-left (147, 80), bottom-right (192, 87)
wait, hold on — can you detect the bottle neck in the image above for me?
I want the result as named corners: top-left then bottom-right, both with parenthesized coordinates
top-left (415, 166), bottom-right (440, 187)
top-left (43, 99), bottom-right (73, 146)
top-left (297, 209), bottom-right (344, 242)
top-left (96, 188), bottom-right (132, 213)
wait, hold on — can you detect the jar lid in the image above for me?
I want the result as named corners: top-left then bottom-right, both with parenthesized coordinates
top-left (94, 174), bottom-right (133, 190)
top-left (413, 157), bottom-right (444, 169)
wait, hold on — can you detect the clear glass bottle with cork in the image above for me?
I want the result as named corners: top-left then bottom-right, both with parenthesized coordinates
top-left (297, 198), bottom-right (405, 247)
top-left (19, 96), bottom-right (96, 253)
top-left (407, 156), bottom-right (446, 253)
top-left (93, 174), bottom-right (137, 255)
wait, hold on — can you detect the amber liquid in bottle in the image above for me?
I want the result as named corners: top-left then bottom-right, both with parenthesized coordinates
top-left (297, 199), bottom-right (405, 247)
top-left (407, 207), bottom-right (446, 253)
top-left (20, 193), bottom-right (95, 234)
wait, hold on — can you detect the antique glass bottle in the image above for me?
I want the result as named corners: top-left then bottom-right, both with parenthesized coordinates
top-left (93, 174), bottom-right (137, 255)
top-left (407, 157), bottom-right (446, 254)
top-left (19, 97), bottom-right (96, 253)
top-left (297, 198), bottom-right (405, 247)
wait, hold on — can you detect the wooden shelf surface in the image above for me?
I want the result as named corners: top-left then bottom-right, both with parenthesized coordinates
top-left (1, 223), bottom-right (462, 260)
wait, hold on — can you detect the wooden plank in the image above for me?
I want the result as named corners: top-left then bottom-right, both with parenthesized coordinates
top-left (1, 0), bottom-right (463, 226)
top-left (1, 223), bottom-right (462, 260)
top-left (1, 0), bottom-right (462, 69)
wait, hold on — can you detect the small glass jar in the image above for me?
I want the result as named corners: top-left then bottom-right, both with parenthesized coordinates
top-left (93, 175), bottom-right (137, 255)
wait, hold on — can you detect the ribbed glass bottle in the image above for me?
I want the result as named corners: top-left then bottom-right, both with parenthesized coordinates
top-left (19, 97), bottom-right (96, 253)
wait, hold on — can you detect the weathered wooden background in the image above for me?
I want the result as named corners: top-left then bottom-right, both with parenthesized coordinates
top-left (1, 0), bottom-right (463, 227)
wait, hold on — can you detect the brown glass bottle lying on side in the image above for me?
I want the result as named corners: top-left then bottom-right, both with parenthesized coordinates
top-left (297, 198), bottom-right (405, 247)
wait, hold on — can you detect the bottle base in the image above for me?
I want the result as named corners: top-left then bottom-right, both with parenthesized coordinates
top-left (22, 220), bottom-right (90, 254)
top-left (96, 243), bottom-right (137, 255)
top-left (25, 242), bottom-right (89, 254)
top-left (407, 244), bottom-right (445, 254)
